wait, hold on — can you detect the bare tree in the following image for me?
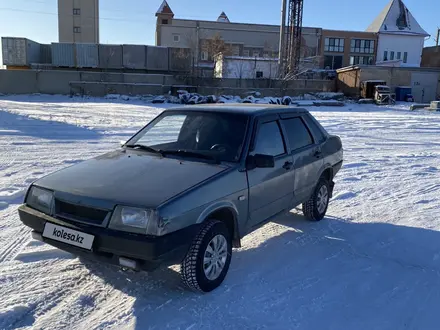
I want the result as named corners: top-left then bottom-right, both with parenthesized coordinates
top-left (204, 34), bottom-right (231, 68)
top-left (181, 32), bottom-right (200, 76)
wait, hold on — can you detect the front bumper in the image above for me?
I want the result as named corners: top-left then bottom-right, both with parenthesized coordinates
top-left (18, 205), bottom-right (199, 271)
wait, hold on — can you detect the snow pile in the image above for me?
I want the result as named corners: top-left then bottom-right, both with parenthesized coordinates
top-left (146, 91), bottom-right (346, 106)
top-left (0, 95), bottom-right (440, 329)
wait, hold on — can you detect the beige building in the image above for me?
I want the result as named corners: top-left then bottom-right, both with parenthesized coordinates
top-left (155, 1), bottom-right (321, 68)
top-left (58, 0), bottom-right (100, 43)
top-left (321, 30), bottom-right (378, 69)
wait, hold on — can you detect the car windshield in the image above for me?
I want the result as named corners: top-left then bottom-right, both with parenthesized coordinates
top-left (126, 111), bottom-right (249, 163)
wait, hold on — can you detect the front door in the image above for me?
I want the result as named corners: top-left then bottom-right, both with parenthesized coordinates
top-left (247, 117), bottom-right (295, 229)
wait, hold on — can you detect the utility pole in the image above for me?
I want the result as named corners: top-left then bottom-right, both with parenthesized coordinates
top-left (436, 28), bottom-right (440, 47)
top-left (278, 0), bottom-right (287, 77)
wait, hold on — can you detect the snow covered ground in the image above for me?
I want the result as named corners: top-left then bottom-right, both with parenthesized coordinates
top-left (0, 95), bottom-right (440, 330)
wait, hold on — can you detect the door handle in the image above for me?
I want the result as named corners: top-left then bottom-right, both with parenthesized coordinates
top-left (283, 161), bottom-right (293, 170)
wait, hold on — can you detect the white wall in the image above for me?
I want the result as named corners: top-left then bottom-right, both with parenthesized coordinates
top-left (376, 34), bottom-right (425, 67)
top-left (218, 57), bottom-right (279, 79)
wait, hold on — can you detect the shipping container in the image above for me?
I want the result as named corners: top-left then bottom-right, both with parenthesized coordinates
top-left (146, 46), bottom-right (169, 71)
top-left (51, 43), bottom-right (75, 67)
top-left (76, 43), bottom-right (99, 68)
top-left (169, 47), bottom-right (192, 72)
top-left (123, 45), bottom-right (146, 69)
top-left (40, 44), bottom-right (52, 64)
top-left (1, 37), bottom-right (41, 66)
top-left (99, 44), bottom-right (123, 69)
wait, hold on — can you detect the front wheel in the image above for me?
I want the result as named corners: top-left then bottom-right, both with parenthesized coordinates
top-left (181, 220), bottom-right (232, 292)
top-left (302, 178), bottom-right (330, 221)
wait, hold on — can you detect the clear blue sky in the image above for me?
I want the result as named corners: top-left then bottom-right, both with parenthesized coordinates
top-left (0, 0), bottom-right (437, 57)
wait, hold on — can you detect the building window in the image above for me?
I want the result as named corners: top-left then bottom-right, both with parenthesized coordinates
top-left (403, 52), bottom-right (408, 63)
top-left (73, 27), bottom-right (81, 33)
top-left (201, 51), bottom-right (209, 61)
top-left (383, 51), bottom-right (388, 61)
top-left (232, 45), bottom-right (240, 56)
top-left (350, 39), bottom-right (374, 54)
top-left (390, 51), bottom-right (395, 60)
top-left (173, 35), bottom-right (180, 42)
top-left (397, 52), bottom-right (401, 60)
top-left (324, 38), bottom-right (344, 52)
top-left (243, 49), bottom-right (250, 57)
top-left (161, 19), bottom-right (168, 24)
top-left (256, 71), bottom-right (263, 78)
top-left (253, 51), bottom-right (260, 57)
top-left (263, 52), bottom-right (269, 58)
top-left (73, 8), bottom-right (81, 15)
top-left (324, 55), bottom-right (343, 69)
top-left (350, 56), bottom-right (374, 65)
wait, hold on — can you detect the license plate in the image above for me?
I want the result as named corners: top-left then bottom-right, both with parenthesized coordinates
top-left (42, 222), bottom-right (94, 250)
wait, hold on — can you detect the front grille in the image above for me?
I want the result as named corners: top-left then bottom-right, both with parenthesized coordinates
top-left (55, 200), bottom-right (109, 226)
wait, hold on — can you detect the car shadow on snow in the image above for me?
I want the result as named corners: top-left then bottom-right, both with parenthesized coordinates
top-left (81, 212), bottom-right (440, 329)
top-left (0, 110), bottom-right (101, 140)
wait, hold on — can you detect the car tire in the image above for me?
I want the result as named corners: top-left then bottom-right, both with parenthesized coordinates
top-left (302, 178), bottom-right (330, 221)
top-left (181, 220), bottom-right (232, 293)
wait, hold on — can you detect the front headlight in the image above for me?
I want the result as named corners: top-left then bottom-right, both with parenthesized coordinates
top-left (109, 206), bottom-right (161, 235)
top-left (26, 186), bottom-right (54, 214)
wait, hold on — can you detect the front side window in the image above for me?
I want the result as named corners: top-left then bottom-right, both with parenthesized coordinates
top-left (282, 117), bottom-right (313, 152)
top-left (253, 121), bottom-right (285, 157)
top-left (127, 112), bottom-right (249, 162)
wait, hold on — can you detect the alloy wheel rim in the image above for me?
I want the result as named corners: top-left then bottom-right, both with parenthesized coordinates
top-left (317, 185), bottom-right (329, 214)
top-left (203, 234), bottom-right (228, 281)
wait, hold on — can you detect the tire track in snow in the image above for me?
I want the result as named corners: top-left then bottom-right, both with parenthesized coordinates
top-left (0, 226), bottom-right (31, 263)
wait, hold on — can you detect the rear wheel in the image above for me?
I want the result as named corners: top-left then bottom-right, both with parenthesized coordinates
top-left (302, 178), bottom-right (330, 221)
top-left (181, 220), bottom-right (232, 292)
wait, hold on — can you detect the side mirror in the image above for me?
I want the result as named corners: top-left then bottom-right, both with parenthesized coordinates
top-left (246, 154), bottom-right (275, 170)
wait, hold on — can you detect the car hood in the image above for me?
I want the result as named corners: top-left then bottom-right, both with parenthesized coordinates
top-left (35, 149), bottom-right (229, 208)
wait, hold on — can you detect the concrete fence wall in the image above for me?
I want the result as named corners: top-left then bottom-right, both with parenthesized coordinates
top-left (0, 69), bottom-right (335, 96)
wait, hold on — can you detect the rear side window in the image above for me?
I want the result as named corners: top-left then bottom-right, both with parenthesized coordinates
top-left (282, 117), bottom-right (313, 152)
top-left (303, 114), bottom-right (326, 143)
top-left (253, 121), bottom-right (285, 156)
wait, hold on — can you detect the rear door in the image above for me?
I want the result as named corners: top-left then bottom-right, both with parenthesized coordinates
top-left (246, 115), bottom-right (295, 229)
top-left (280, 114), bottom-right (324, 204)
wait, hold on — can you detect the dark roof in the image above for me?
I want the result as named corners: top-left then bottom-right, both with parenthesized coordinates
top-left (165, 104), bottom-right (309, 116)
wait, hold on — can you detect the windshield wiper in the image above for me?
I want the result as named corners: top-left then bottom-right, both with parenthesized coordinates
top-left (161, 150), bottom-right (219, 163)
top-left (126, 144), bottom-right (163, 155)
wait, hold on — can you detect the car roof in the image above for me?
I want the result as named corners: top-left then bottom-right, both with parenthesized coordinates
top-left (164, 103), bottom-right (309, 116)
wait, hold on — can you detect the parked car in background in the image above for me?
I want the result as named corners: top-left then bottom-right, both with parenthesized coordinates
top-left (18, 105), bottom-right (343, 292)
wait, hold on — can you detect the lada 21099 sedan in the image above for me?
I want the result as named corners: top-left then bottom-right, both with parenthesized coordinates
top-left (19, 104), bottom-right (343, 292)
